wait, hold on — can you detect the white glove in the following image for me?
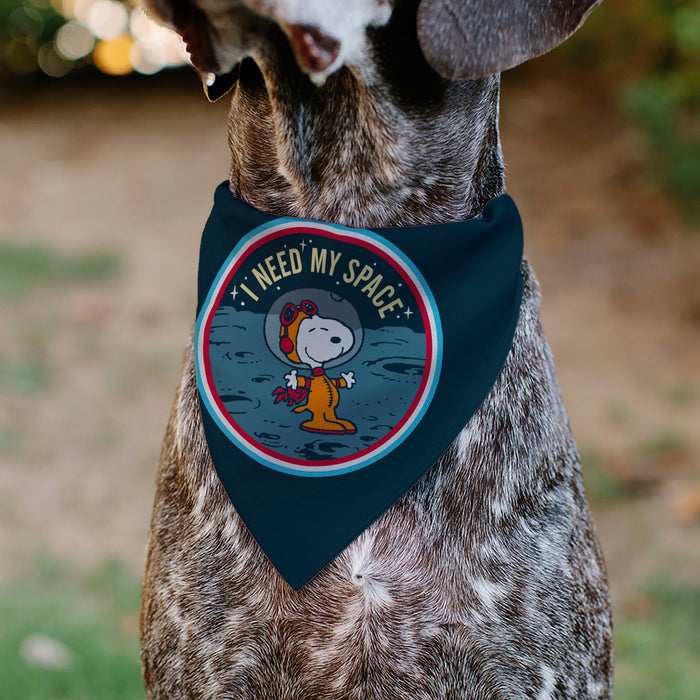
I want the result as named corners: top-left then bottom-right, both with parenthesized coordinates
top-left (285, 369), bottom-right (298, 390)
top-left (341, 371), bottom-right (355, 388)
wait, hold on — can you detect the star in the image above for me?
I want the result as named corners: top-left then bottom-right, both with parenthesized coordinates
top-left (299, 240), bottom-right (307, 251)
top-left (403, 307), bottom-right (413, 319)
top-left (230, 286), bottom-right (238, 301)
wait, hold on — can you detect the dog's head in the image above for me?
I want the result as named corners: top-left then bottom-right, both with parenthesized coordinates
top-left (140, 0), bottom-right (602, 94)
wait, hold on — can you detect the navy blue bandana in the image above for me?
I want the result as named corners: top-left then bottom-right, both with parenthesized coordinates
top-left (196, 182), bottom-right (524, 589)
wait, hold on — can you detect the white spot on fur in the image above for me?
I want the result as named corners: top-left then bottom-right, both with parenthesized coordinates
top-left (472, 578), bottom-right (506, 611)
top-left (360, 574), bottom-right (393, 611)
top-left (490, 494), bottom-right (511, 519)
top-left (346, 530), bottom-right (373, 577)
top-left (192, 484), bottom-right (209, 521)
top-left (587, 679), bottom-right (607, 698)
top-left (537, 663), bottom-right (556, 700)
top-left (345, 532), bottom-right (394, 610)
top-left (480, 536), bottom-right (509, 560)
top-left (456, 423), bottom-right (476, 461)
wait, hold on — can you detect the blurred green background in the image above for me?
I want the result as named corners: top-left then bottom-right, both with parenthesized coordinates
top-left (1, 1), bottom-right (699, 698)
top-left (2, 0), bottom-right (698, 216)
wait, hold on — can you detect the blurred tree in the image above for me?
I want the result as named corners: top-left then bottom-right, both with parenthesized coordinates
top-left (548, 0), bottom-right (699, 220)
top-left (621, 2), bottom-right (700, 219)
top-left (0, 0), bottom-right (70, 78)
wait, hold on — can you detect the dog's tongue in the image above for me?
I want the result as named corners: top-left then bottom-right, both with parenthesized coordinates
top-left (287, 24), bottom-right (341, 74)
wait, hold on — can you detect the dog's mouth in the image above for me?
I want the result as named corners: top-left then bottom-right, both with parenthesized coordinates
top-left (200, 22), bottom-right (340, 100)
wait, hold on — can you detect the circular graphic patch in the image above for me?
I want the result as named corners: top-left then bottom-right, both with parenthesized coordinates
top-left (196, 220), bottom-right (442, 476)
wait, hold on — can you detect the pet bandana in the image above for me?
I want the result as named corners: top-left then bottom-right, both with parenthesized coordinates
top-left (196, 182), bottom-right (524, 589)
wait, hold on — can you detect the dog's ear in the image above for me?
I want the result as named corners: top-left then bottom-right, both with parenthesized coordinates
top-left (416, 0), bottom-right (603, 80)
top-left (139, 0), bottom-right (238, 100)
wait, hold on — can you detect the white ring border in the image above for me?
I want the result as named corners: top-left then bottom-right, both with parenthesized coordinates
top-left (195, 218), bottom-right (443, 477)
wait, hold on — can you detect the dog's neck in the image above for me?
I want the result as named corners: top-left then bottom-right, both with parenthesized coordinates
top-left (225, 10), bottom-right (504, 229)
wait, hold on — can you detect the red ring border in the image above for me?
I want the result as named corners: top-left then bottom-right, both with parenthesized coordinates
top-left (199, 224), bottom-right (438, 470)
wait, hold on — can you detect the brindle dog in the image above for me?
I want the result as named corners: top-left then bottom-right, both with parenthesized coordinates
top-left (138, 0), bottom-right (613, 697)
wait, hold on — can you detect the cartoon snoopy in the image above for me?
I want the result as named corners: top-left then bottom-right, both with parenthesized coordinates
top-left (272, 300), bottom-right (357, 434)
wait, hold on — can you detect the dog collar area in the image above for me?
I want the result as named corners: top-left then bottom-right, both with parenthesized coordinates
top-left (195, 181), bottom-right (524, 589)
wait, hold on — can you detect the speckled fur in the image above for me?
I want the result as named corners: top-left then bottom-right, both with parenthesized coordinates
top-left (139, 0), bottom-right (613, 697)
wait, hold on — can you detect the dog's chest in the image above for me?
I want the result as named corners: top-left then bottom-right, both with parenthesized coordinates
top-left (141, 263), bottom-right (612, 698)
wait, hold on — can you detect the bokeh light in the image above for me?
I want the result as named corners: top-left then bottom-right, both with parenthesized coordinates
top-left (55, 21), bottom-right (94, 60)
top-left (37, 40), bottom-right (72, 76)
top-left (92, 33), bottom-right (132, 74)
top-left (1, 0), bottom-right (190, 79)
top-left (4, 36), bottom-right (39, 74)
top-left (85, 0), bottom-right (128, 41)
top-left (9, 5), bottom-right (44, 40)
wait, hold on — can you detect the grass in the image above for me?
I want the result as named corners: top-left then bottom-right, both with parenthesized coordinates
top-left (614, 579), bottom-right (700, 700)
top-left (580, 441), bottom-right (699, 697)
top-left (639, 430), bottom-right (690, 461)
top-left (0, 240), bottom-right (120, 299)
top-left (0, 558), bottom-right (144, 700)
top-left (0, 428), bottom-right (18, 453)
top-left (0, 239), bottom-right (121, 396)
top-left (0, 357), bottom-right (51, 393)
top-left (604, 401), bottom-right (632, 426)
top-left (665, 380), bottom-right (696, 408)
top-left (580, 428), bottom-right (692, 506)
top-left (580, 448), bottom-right (628, 504)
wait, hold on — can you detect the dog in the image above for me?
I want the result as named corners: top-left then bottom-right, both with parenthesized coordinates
top-left (274, 299), bottom-right (358, 435)
top-left (139, 0), bottom-right (614, 697)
